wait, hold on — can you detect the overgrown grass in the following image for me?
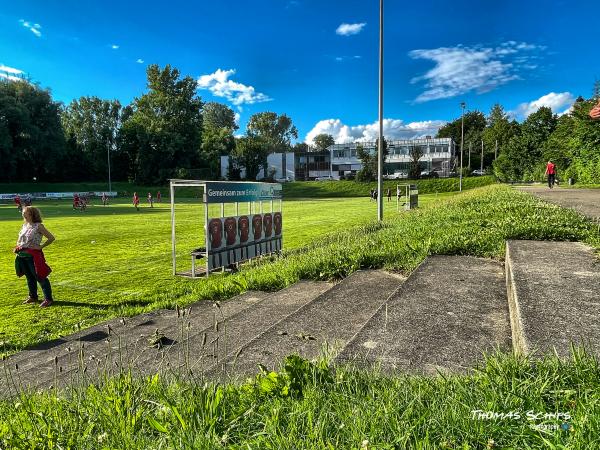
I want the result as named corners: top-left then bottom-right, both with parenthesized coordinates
top-left (1, 349), bottom-right (599, 448)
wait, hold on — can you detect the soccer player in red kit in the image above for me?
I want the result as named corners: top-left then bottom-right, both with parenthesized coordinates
top-left (14, 195), bottom-right (22, 212)
top-left (133, 192), bottom-right (140, 211)
top-left (156, 191), bottom-right (161, 203)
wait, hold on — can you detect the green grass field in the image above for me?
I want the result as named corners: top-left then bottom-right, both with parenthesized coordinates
top-left (0, 193), bottom-right (451, 354)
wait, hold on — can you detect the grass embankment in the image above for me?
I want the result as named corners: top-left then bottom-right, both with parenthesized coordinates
top-left (1, 350), bottom-right (599, 447)
top-left (283, 176), bottom-right (495, 198)
top-left (0, 176), bottom-right (495, 198)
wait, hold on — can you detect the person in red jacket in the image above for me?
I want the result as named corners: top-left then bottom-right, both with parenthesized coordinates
top-left (133, 192), bottom-right (140, 211)
top-left (156, 191), bottom-right (162, 203)
top-left (14, 206), bottom-right (55, 307)
top-left (545, 161), bottom-right (556, 189)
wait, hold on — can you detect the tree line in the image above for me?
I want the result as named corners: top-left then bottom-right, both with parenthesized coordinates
top-left (435, 86), bottom-right (600, 183)
top-left (0, 65), bottom-right (298, 184)
top-left (2, 64), bottom-right (598, 185)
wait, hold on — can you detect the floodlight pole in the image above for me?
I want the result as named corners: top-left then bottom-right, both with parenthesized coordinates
top-left (459, 102), bottom-right (466, 192)
top-left (107, 144), bottom-right (112, 193)
top-left (377, 0), bottom-right (384, 221)
top-left (481, 139), bottom-right (484, 173)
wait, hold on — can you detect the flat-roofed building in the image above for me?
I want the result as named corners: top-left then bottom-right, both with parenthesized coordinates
top-left (329, 137), bottom-right (456, 178)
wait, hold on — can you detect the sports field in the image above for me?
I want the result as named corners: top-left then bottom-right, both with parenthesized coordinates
top-left (0, 193), bottom-right (451, 354)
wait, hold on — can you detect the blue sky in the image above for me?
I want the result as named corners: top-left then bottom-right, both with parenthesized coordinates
top-left (1, 0), bottom-right (599, 144)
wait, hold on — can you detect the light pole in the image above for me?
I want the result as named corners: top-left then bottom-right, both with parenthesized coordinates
top-left (459, 102), bottom-right (466, 191)
top-left (377, 0), bottom-right (384, 221)
top-left (107, 143), bottom-right (112, 193)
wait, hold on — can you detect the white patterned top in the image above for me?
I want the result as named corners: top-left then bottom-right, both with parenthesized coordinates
top-left (17, 223), bottom-right (43, 248)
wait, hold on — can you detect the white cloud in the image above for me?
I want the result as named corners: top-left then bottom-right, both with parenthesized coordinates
top-left (19, 19), bottom-right (42, 37)
top-left (336, 23), bottom-right (366, 36)
top-left (234, 112), bottom-right (241, 126)
top-left (0, 64), bottom-right (24, 81)
top-left (111, 44), bottom-right (119, 49)
top-left (0, 64), bottom-right (23, 75)
top-left (136, 58), bottom-right (144, 64)
top-left (334, 55), bottom-right (362, 62)
top-left (197, 69), bottom-right (272, 106)
top-left (410, 42), bottom-right (544, 103)
top-left (513, 92), bottom-right (575, 118)
top-left (305, 118), bottom-right (447, 144)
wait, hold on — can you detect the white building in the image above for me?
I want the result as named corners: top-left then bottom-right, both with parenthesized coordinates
top-left (220, 152), bottom-right (295, 181)
top-left (329, 137), bottom-right (456, 178)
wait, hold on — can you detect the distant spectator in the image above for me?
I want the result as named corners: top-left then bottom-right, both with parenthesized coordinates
top-left (101, 192), bottom-right (108, 206)
top-left (369, 189), bottom-right (374, 202)
top-left (590, 100), bottom-right (600, 120)
top-left (133, 192), bottom-right (140, 211)
top-left (387, 188), bottom-right (391, 202)
top-left (73, 193), bottom-right (79, 210)
top-left (14, 206), bottom-right (55, 307)
top-left (156, 191), bottom-right (161, 203)
top-left (147, 192), bottom-right (153, 208)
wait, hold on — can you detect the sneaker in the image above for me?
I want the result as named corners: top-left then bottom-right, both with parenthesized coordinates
top-left (40, 299), bottom-right (53, 308)
top-left (23, 297), bottom-right (38, 304)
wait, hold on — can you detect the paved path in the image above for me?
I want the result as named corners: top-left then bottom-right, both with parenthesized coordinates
top-left (517, 186), bottom-right (600, 220)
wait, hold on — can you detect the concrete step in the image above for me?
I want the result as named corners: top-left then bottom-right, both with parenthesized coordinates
top-left (212, 270), bottom-right (404, 379)
top-left (336, 256), bottom-right (512, 375)
top-left (1, 291), bottom-right (268, 395)
top-left (4, 307), bottom-right (174, 372)
top-left (6, 281), bottom-right (332, 394)
top-left (129, 280), bottom-right (334, 379)
top-left (506, 240), bottom-right (600, 357)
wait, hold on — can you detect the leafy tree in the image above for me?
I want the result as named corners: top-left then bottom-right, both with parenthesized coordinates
top-left (356, 138), bottom-right (388, 182)
top-left (119, 65), bottom-right (203, 183)
top-left (436, 111), bottom-right (486, 147)
top-left (561, 97), bottom-right (600, 183)
top-left (409, 145), bottom-right (424, 179)
top-left (482, 104), bottom-right (518, 167)
top-left (493, 107), bottom-right (557, 181)
top-left (0, 79), bottom-right (65, 182)
top-left (232, 136), bottom-right (270, 181)
top-left (202, 102), bottom-right (238, 132)
top-left (246, 111), bottom-right (298, 177)
top-left (313, 134), bottom-right (335, 152)
top-left (246, 112), bottom-right (298, 153)
top-left (201, 127), bottom-right (235, 179)
top-left (200, 102), bottom-right (237, 179)
top-left (292, 142), bottom-right (310, 153)
top-left (61, 97), bottom-right (122, 181)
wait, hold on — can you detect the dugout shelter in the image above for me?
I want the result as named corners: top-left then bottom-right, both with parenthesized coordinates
top-left (170, 180), bottom-right (283, 278)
